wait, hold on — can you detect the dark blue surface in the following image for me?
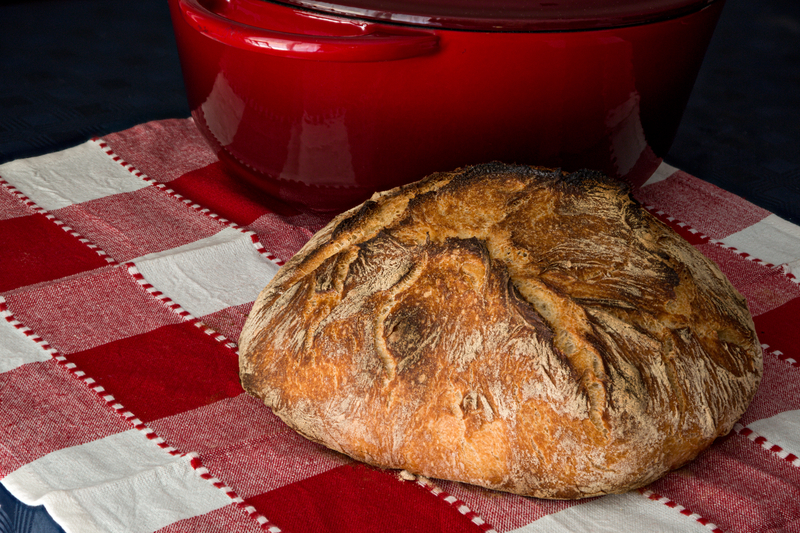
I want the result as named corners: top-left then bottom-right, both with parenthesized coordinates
top-left (0, 483), bottom-right (64, 533)
top-left (0, 0), bottom-right (798, 532)
top-left (0, 0), bottom-right (190, 164)
top-left (665, 0), bottom-right (800, 224)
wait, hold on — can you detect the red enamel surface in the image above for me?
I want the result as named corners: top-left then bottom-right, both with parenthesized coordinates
top-left (169, 0), bottom-right (724, 211)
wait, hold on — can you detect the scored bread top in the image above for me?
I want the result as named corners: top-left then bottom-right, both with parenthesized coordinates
top-left (238, 162), bottom-right (762, 499)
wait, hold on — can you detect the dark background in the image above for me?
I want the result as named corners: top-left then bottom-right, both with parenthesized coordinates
top-left (0, 0), bottom-right (797, 530)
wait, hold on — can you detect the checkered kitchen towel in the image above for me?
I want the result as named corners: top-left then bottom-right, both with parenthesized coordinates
top-left (1, 118), bottom-right (799, 533)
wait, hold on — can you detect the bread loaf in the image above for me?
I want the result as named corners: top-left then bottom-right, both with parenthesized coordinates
top-left (238, 163), bottom-right (762, 499)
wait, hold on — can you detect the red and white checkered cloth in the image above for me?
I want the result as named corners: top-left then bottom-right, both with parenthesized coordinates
top-left (1, 118), bottom-right (799, 533)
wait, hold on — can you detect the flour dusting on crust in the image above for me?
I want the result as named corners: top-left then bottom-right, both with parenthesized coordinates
top-left (239, 163), bottom-right (762, 499)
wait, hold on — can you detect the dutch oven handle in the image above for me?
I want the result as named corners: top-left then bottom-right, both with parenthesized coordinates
top-left (178, 0), bottom-right (439, 62)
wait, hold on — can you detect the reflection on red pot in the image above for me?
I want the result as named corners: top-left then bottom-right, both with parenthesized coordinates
top-left (169, 0), bottom-right (724, 211)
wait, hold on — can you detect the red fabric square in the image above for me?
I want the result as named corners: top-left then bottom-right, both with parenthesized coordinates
top-left (695, 243), bottom-right (800, 317)
top-left (0, 360), bottom-right (130, 475)
top-left (247, 211), bottom-right (330, 264)
top-left (646, 207), bottom-right (710, 246)
top-left (66, 321), bottom-right (244, 423)
top-left (199, 302), bottom-right (253, 345)
top-left (739, 347), bottom-right (800, 426)
top-left (647, 433), bottom-right (800, 533)
top-left (149, 394), bottom-right (278, 458)
top-left (435, 479), bottom-right (580, 532)
top-left (100, 118), bottom-right (218, 184)
top-left (635, 171), bottom-right (771, 240)
top-left (151, 394), bottom-right (349, 499)
top-left (0, 213), bottom-right (109, 293)
top-left (0, 183), bottom-right (34, 221)
top-left (753, 296), bottom-right (800, 363)
top-left (166, 161), bottom-right (288, 227)
top-left (52, 185), bottom-right (226, 262)
top-left (246, 463), bottom-right (485, 533)
top-left (191, 402), bottom-right (352, 498)
top-left (4, 265), bottom-right (183, 354)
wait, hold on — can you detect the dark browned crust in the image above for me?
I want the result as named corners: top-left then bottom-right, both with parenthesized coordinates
top-left (239, 163), bottom-right (762, 499)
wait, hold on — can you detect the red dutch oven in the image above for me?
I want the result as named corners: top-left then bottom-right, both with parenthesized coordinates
top-left (168, 0), bottom-right (724, 211)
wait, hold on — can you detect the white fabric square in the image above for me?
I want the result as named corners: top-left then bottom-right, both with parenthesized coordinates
top-left (0, 141), bottom-right (149, 211)
top-left (511, 492), bottom-right (712, 533)
top-left (0, 307), bottom-right (51, 373)
top-left (721, 214), bottom-right (800, 274)
top-left (642, 161), bottom-right (679, 187)
top-left (2, 429), bottom-right (231, 533)
top-left (748, 410), bottom-right (800, 456)
top-left (132, 227), bottom-right (279, 318)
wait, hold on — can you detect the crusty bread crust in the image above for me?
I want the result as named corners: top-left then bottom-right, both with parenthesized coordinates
top-left (239, 163), bottom-right (762, 499)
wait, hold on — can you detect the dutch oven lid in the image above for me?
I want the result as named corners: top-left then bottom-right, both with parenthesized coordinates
top-left (273, 0), bottom-right (719, 31)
